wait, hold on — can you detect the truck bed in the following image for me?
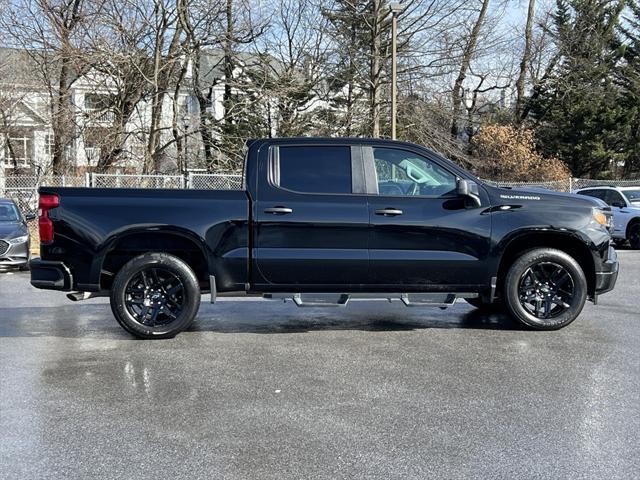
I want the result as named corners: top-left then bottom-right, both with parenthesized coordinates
top-left (37, 187), bottom-right (250, 292)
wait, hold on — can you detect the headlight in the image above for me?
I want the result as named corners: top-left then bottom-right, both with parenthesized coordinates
top-left (8, 234), bottom-right (29, 244)
top-left (591, 208), bottom-right (612, 230)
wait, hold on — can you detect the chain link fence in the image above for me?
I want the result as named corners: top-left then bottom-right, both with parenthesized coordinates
top-left (91, 173), bottom-right (186, 189)
top-left (0, 172), bottom-right (243, 214)
top-left (486, 178), bottom-right (640, 192)
top-left (1, 175), bottom-right (87, 214)
top-left (1, 171), bottom-right (638, 255)
top-left (487, 178), bottom-right (573, 192)
top-left (188, 172), bottom-right (243, 190)
top-left (2, 173), bottom-right (639, 216)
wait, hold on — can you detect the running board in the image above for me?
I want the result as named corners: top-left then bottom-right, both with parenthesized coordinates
top-left (263, 292), bottom-right (478, 308)
top-left (67, 291), bottom-right (108, 301)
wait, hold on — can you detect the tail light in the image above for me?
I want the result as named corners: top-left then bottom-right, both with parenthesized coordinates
top-left (38, 194), bottom-right (59, 244)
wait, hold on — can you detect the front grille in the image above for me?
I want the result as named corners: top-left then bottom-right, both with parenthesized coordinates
top-left (0, 240), bottom-right (9, 256)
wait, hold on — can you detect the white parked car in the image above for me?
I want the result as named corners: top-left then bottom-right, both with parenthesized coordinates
top-left (575, 186), bottom-right (640, 249)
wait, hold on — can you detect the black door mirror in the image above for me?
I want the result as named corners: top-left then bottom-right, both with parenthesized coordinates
top-left (610, 201), bottom-right (625, 209)
top-left (457, 179), bottom-right (482, 208)
top-left (24, 212), bottom-right (37, 221)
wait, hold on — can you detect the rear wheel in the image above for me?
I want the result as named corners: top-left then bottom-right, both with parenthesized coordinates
top-left (629, 222), bottom-right (640, 249)
top-left (503, 248), bottom-right (587, 330)
top-left (110, 252), bottom-right (201, 339)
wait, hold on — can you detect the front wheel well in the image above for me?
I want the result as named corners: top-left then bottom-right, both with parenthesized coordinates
top-left (100, 232), bottom-right (210, 291)
top-left (496, 233), bottom-right (596, 297)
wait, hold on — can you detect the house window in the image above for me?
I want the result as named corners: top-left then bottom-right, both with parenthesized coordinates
top-left (85, 93), bottom-right (112, 111)
top-left (3, 132), bottom-right (32, 168)
top-left (85, 93), bottom-right (115, 123)
top-left (44, 134), bottom-right (54, 157)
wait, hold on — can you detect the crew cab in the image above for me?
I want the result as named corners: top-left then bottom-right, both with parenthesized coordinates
top-left (30, 138), bottom-right (618, 338)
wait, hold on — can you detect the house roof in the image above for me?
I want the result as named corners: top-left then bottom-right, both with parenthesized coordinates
top-left (197, 49), bottom-right (277, 87)
top-left (1, 46), bottom-right (275, 91)
top-left (0, 47), bottom-right (282, 95)
top-left (0, 47), bottom-right (50, 87)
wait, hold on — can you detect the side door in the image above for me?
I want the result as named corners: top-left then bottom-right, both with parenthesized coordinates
top-left (253, 143), bottom-right (370, 288)
top-left (364, 145), bottom-right (492, 288)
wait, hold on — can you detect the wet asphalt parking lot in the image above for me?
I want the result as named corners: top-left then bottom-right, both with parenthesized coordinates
top-left (1, 251), bottom-right (639, 480)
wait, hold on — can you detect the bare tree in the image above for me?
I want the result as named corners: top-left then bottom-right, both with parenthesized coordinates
top-left (0, 0), bottom-right (99, 173)
top-left (247, 0), bottom-right (330, 137)
top-left (515, 0), bottom-right (536, 121)
top-left (450, 0), bottom-right (491, 138)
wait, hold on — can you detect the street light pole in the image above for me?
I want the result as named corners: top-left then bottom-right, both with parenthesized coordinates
top-left (389, 3), bottom-right (402, 140)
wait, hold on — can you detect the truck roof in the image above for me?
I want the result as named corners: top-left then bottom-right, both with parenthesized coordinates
top-left (250, 137), bottom-right (464, 173)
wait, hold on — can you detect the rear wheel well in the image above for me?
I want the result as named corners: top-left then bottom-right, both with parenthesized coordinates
top-left (497, 233), bottom-right (596, 297)
top-left (100, 232), bottom-right (209, 291)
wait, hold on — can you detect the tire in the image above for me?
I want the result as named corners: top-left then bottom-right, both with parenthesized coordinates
top-left (613, 239), bottom-right (627, 248)
top-left (629, 222), bottom-right (640, 250)
top-left (110, 252), bottom-right (201, 339)
top-left (503, 248), bottom-right (587, 330)
top-left (464, 297), bottom-right (503, 312)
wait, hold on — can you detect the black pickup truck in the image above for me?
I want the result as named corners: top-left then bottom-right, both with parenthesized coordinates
top-left (30, 138), bottom-right (618, 338)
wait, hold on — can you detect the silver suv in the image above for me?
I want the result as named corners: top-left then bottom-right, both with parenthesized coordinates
top-left (575, 186), bottom-right (640, 249)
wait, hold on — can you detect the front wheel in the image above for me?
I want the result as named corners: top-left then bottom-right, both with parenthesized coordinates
top-left (110, 253), bottom-right (201, 339)
top-left (503, 248), bottom-right (587, 330)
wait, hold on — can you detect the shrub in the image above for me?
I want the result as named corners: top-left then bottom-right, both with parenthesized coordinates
top-left (472, 124), bottom-right (570, 181)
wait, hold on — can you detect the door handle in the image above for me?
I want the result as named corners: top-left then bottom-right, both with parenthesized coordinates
top-left (264, 207), bottom-right (293, 215)
top-left (375, 208), bottom-right (403, 216)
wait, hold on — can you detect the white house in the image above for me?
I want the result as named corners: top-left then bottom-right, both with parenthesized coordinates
top-left (0, 48), bottom-right (242, 173)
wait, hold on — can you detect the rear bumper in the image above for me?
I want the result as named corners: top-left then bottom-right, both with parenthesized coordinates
top-left (594, 246), bottom-right (618, 295)
top-left (30, 258), bottom-right (74, 291)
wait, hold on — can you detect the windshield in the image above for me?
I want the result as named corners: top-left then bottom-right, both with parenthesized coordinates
top-left (622, 189), bottom-right (640, 204)
top-left (0, 203), bottom-right (21, 223)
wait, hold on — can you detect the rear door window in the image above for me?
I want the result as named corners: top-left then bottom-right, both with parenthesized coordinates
top-left (275, 146), bottom-right (353, 194)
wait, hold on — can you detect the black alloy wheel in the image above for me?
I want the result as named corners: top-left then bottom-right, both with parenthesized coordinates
top-left (503, 248), bottom-right (587, 330)
top-left (110, 253), bottom-right (201, 339)
top-left (517, 262), bottom-right (574, 320)
top-left (124, 267), bottom-right (185, 327)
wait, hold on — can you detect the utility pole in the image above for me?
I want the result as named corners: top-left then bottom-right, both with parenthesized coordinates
top-left (389, 3), bottom-right (402, 140)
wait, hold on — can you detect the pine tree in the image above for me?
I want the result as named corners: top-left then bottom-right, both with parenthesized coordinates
top-left (322, 0), bottom-right (371, 136)
top-left (529, 0), bottom-right (631, 177)
top-left (321, 0), bottom-right (392, 137)
top-left (614, 0), bottom-right (640, 175)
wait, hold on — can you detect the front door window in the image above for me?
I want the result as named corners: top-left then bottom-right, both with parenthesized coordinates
top-left (373, 147), bottom-right (457, 197)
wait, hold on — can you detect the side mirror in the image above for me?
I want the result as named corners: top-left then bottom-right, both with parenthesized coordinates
top-left (611, 201), bottom-right (625, 209)
top-left (457, 179), bottom-right (482, 208)
top-left (24, 212), bottom-right (37, 221)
